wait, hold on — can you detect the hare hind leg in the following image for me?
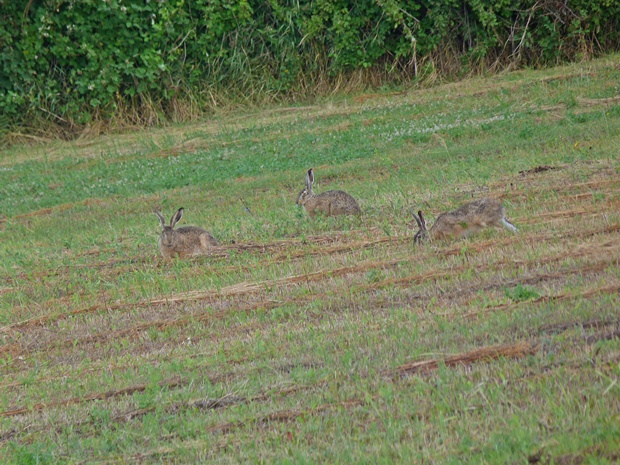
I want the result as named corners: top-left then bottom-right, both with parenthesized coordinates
top-left (501, 217), bottom-right (518, 233)
top-left (199, 234), bottom-right (214, 254)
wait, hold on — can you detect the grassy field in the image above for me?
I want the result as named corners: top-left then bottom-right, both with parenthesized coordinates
top-left (1, 55), bottom-right (620, 464)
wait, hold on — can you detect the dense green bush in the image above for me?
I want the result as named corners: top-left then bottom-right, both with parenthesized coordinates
top-left (1, 0), bottom-right (619, 133)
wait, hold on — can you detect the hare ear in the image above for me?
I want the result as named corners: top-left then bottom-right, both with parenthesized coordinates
top-left (155, 211), bottom-right (167, 228)
top-left (306, 168), bottom-right (314, 187)
top-left (411, 210), bottom-right (423, 229)
top-left (417, 211), bottom-right (428, 230)
top-left (171, 207), bottom-right (184, 227)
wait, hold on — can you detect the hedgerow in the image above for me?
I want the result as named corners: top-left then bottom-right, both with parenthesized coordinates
top-left (1, 0), bottom-right (619, 134)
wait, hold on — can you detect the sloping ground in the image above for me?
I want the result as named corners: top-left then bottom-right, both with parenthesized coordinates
top-left (1, 57), bottom-right (620, 462)
top-left (1, 159), bottom-right (619, 462)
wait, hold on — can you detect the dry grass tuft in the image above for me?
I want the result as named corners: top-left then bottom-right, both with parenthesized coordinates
top-left (386, 341), bottom-right (538, 377)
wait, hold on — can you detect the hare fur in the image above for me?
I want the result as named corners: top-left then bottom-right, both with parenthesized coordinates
top-left (412, 198), bottom-right (517, 243)
top-left (296, 168), bottom-right (361, 218)
top-left (155, 208), bottom-right (217, 259)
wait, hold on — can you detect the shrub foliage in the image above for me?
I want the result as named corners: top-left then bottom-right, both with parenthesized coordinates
top-left (1, 0), bottom-right (619, 131)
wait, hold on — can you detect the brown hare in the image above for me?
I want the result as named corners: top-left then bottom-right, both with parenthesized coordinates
top-left (155, 208), bottom-right (217, 259)
top-left (412, 198), bottom-right (517, 243)
top-left (296, 168), bottom-right (361, 218)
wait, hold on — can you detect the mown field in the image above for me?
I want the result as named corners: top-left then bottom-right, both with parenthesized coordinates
top-left (1, 55), bottom-right (620, 464)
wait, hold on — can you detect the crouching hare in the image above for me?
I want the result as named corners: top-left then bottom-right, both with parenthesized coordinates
top-left (296, 168), bottom-right (361, 218)
top-left (412, 198), bottom-right (517, 243)
top-left (155, 207), bottom-right (217, 259)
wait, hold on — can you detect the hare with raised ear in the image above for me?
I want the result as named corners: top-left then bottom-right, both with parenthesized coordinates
top-left (155, 207), bottom-right (217, 259)
top-left (296, 168), bottom-right (361, 218)
top-left (412, 198), bottom-right (517, 243)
